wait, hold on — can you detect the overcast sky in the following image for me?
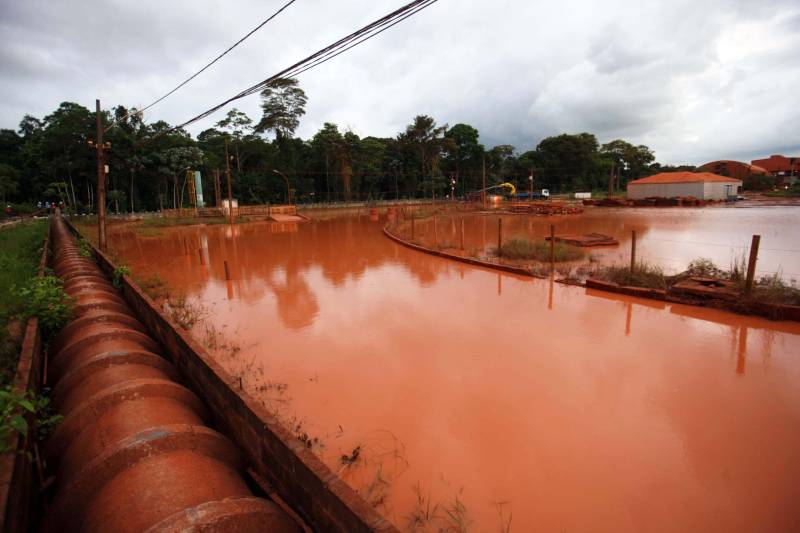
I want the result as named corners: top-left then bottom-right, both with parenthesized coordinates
top-left (1, 0), bottom-right (798, 164)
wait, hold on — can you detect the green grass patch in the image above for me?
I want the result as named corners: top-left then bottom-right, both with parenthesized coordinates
top-left (597, 263), bottom-right (667, 289)
top-left (498, 238), bottom-right (585, 262)
top-left (0, 220), bottom-right (48, 385)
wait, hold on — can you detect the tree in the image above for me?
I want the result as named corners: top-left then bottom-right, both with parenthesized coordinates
top-left (534, 133), bottom-right (604, 192)
top-left (600, 139), bottom-right (655, 186)
top-left (155, 147), bottom-right (204, 209)
top-left (443, 123), bottom-right (484, 195)
top-left (0, 163), bottom-right (19, 204)
top-left (254, 78), bottom-right (307, 140)
top-left (216, 108), bottom-right (253, 172)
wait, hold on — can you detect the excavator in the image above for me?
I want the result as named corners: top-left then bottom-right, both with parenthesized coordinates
top-left (467, 182), bottom-right (516, 202)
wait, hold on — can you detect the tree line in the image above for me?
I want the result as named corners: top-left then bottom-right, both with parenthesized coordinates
top-left (0, 78), bottom-right (690, 212)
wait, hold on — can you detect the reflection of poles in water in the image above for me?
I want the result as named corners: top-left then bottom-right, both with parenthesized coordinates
top-left (548, 274), bottom-right (554, 310)
top-left (497, 272), bottom-right (502, 296)
top-left (625, 301), bottom-right (632, 336)
top-left (226, 280), bottom-right (234, 300)
top-left (737, 324), bottom-right (748, 375)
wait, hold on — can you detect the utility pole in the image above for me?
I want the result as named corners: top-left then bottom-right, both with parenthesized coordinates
top-left (88, 99), bottom-right (110, 251)
top-left (482, 154), bottom-right (487, 210)
top-left (225, 137), bottom-right (234, 225)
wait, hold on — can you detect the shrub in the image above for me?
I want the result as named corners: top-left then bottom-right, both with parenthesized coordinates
top-left (0, 386), bottom-right (62, 455)
top-left (16, 275), bottom-right (73, 336)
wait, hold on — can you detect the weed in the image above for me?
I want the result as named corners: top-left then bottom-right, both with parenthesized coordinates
top-left (340, 445), bottom-right (362, 466)
top-left (137, 274), bottom-right (169, 300)
top-left (112, 266), bottom-right (131, 288)
top-left (16, 275), bottom-right (74, 337)
top-left (162, 295), bottom-right (204, 330)
top-left (77, 237), bottom-right (93, 258)
top-left (598, 263), bottom-right (667, 289)
top-left (497, 238), bottom-right (584, 262)
top-left (749, 273), bottom-right (800, 306)
top-left (495, 502), bottom-right (513, 533)
top-left (1, 385), bottom-right (62, 456)
top-left (685, 258), bottom-right (726, 278)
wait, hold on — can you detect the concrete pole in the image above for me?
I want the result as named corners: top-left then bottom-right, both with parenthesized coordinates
top-left (225, 138), bottom-right (234, 225)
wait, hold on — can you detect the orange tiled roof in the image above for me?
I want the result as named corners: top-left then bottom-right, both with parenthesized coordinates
top-left (628, 172), bottom-right (742, 185)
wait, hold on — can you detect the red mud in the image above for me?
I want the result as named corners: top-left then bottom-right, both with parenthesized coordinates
top-left (106, 210), bottom-right (800, 532)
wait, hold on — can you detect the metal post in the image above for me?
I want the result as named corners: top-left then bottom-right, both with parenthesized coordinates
top-left (745, 234), bottom-right (761, 292)
top-left (630, 230), bottom-right (637, 273)
top-left (225, 138), bottom-right (234, 225)
top-left (550, 224), bottom-right (555, 270)
top-left (95, 99), bottom-right (107, 251)
top-left (497, 218), bottom-right (503, 255)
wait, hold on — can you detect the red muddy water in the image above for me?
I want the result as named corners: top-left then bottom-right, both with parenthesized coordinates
top-left (107, 208), bottom-right (800, 532)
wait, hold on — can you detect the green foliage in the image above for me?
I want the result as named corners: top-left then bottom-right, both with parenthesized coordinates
top-left (498, 238), bottom-right (585, 262)
top-left (16, 275), bottom-right (73, 336)
top-left (0, 386), bottom-right (62, 455)
top-left (77, 237), bottom-right (93, 258)
top-left (599, 263), bottom-right (667, 289)
top-left (742, 174), bottom-right (775, 191)
top-left (255, 78), bottom-right (307, 140)
top-left (112, 266), bottom-right (131, 288)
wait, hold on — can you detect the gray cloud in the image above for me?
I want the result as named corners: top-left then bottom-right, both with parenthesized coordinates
top-left (1, 0), bottom-right (798, 164)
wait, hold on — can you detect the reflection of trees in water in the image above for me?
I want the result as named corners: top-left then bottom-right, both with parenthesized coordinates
top-left (110, 216), bottom-right (454, 330)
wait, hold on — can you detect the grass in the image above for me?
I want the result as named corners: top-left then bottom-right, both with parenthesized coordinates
top-left (0, 220), bottom-right (48, 386)
top-left (497, 237), bottom-right (585, 262)
top-left (763, 185), bottom-right (800, 198)
top-left (139, 216), bottom-right (251, 228)
top-left (596, 262), bottom-right (668, 289)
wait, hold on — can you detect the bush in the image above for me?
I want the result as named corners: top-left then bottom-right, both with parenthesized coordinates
top-left (0, 385), bottom-right (62, 455)
top-left (16, 275), bottom-right (73, 336)
top-left (498, 238), bottom-right (585, 262)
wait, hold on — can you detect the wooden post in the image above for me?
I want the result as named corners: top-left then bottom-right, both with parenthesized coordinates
top-left (497, 218), bottom-right (503, 255)
top-left (630, 230), bottom-right (637, 273)
top-left (224, 260), bottom-right (231, 280)
top-left (460, 217), bottom-right (465, 250)
top-left (745, 234), bottom-right (761, 292)
top-left (550, 224), bottom-right (555, 270)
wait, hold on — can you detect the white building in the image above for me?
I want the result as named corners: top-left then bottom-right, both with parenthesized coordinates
top-left (627, 172), bottom-right (742, 200)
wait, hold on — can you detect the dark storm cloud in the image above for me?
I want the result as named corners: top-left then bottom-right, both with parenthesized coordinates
top-left (1, 0), bottom-right (798, 164)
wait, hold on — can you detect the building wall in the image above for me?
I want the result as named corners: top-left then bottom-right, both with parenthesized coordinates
top-left (627, 182), bottom-right (704, 199)
top-left (751, 155), bottom-right (800, 176)
top-left (703, 181), bottom-right (740, 200)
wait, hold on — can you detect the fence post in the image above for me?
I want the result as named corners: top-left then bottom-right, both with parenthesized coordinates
top-left (745, 234), bottom-right (761, 292)
top-left (550, 225), bottom-right (555, 271)
top-left (630, 230), bottom-right (637, 273)
top-left (497, 218), bottom-right (503, 255)
top-left (460, 217), bottom-right (465, 250)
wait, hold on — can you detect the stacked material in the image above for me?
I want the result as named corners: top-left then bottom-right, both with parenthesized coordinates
top-left (41, 218), bottom-right (298, 533)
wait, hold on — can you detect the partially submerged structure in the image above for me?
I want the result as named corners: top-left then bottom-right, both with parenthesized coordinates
top-left (626, 172), bottom-right (741, 200)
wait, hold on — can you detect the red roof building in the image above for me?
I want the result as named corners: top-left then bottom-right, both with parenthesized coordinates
top-left (627, 172), bottom-right (741, 200)
top-left (697, 160), bottom-right (769, 179)
top-left (750, 155), bottom-right (800, 177)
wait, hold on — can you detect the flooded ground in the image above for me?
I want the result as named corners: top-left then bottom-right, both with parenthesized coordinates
top-left (107, 207), bottom-right (800, 532)
top-left (407, 205), bottom-right (800, 282)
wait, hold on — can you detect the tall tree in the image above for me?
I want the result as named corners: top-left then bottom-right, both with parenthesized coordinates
top-left (255, 78), bottom-right (307, 140)
top-left (215, 108), bottom-right (253, 172)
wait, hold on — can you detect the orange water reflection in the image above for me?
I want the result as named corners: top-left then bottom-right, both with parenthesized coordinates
top-left (108, 211), bottom-right (800, 533)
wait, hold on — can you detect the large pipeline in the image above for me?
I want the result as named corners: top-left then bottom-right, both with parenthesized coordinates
top-left (41, 218), bottom-right (299, 532)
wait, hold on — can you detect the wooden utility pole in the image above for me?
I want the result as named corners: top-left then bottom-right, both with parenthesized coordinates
top-left (630, 230), bottom-right (637, 273)
top-left (745, 234), bottom-right (761, 292)
top-left (225, 138), bottom-right (234, 225)
top-left (497, 218), bottom-right (503, 254)
top-left (89, 99), bottom-right (110, 251)
top-left (550, 224), bottom-right (555, 271)
top-left (213, 169), bottom-right (222, 207)
top-left (482, 155), bottom-right (487, 210)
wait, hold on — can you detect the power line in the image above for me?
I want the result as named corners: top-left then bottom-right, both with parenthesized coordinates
top-left (107, 0), bottom-right (299, 131)
top-left (170, 0), bottom-right (440, 132)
